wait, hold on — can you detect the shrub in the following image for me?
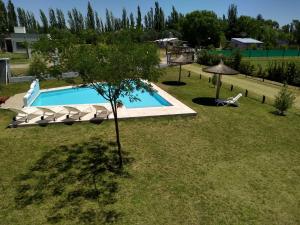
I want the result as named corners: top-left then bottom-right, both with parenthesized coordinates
top-left (266, 61), bottom-right (285, 82)
top-left (274, 84), bottom-right (296, 115)
top-left (231, 49), bottom-right (242, 70)
top-left (197, 50), bottom-right (221, 66)
top-left (28, 54), bottom-right (47, 79)
top-left (239, 61), bottom-right (255, 76)
top-left (211, 74), bottom-right (217, 87)
top-left (255, 64), bottom-right (266, 78)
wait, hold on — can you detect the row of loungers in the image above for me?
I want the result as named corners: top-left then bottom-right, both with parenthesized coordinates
top-left (10, 105), bottom-right (111, 123)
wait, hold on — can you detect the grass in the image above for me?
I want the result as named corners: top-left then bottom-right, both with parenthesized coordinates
top-left (0, 52), bottom-right (29, 64)
top-left (10, 67), bottom-right (29, 76)
top-left (243, 57), bottom-right (300, 69)
top-left (0, 67), bottom-right (300, 225)
top-left (183, 63), bottom-right (300, 109)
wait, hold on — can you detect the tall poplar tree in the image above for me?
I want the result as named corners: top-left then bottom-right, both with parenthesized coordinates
top-left (49, 8), bottom-right (58, 28)
top-left (86, 1), bottom-right (95, 30)
top-left (136, 5), bottom-right (142, 30)
top-left (40, 9), bottom-right (48, 33)
top-left (7, 0), bottom-right (17, 32)
top-left (0, 0), bottom-right (8, 33)
top-left (56, 9), bottom-right (66, 29)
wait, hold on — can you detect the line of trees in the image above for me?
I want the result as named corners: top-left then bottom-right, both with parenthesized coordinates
top-left (0, 0), bottom-right (300, 48)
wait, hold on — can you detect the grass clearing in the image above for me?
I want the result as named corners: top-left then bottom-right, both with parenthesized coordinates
top-left (0, 67), bottom-right (299, 224)
top-left (243, 57), bottom-right (300, 69)
top-left (183, 63), bottom-right (300, 109)
top-left (0, 52), bottom-right (29, 64)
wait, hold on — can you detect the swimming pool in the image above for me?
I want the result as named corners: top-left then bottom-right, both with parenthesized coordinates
top-left (31, 86), bottom-right (172, 108)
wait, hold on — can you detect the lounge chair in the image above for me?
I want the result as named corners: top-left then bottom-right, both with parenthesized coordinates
top-left (216, 93), bottom-right (242, 106)
top-left (92, 105), bottom-right (111, 119)
top-left (9, 108), bottom-right (40, 123)
top-left (63, 106), bottom-right (91, 120)
top-left (37, 107), bottom-right (64, 121)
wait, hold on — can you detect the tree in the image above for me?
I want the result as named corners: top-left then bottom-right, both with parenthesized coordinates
top-left (95, 12), bottom-right (103, 33)
top-left (17, 7), bottom-right (26, 27)
top-left (49, 8), bottom-right (58, 28)
top-left (167, 6), bottom-right (179, 29)
top-left (7, 0), bottom-right (17, 32)
top-left (86, 1), bottom-right (95, 30)
top-left (28, 54), bottom-right (47, 78)
top-left (226, 4), bottom-right (238, 39)
top-left (56, 9), bottom-right (66, 29)
top-left (153, 2), bottom-right (164, 31)
top-left (181, 10), bottom-right (221, 47)
top-left (291, 20), bottom-right (300, 45)
top-left (0, 0), bottom-right (8, 33)
top-left (129, 13), bottom-right (135, 29)
top-left (136, 5), bottom-right (142, 30)
top-left (105, 9), bottom-right (112, 31)
top-left (274, 84), bottom-right (295, 115)
top-left (68, 8), bottom-right (84, 33)
top-left (40, 10), bottom-right (49, 33)
top-left (121, 8), bottom-right (128, 29)
top-left (66, 38), bottom-right (161, 168)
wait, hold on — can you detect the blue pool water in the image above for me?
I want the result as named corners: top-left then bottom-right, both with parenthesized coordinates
top-left (31, 86), bottom-right (172, 108)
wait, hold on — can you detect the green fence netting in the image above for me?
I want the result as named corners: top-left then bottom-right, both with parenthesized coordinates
top-left (209, 49), bottom-right (300, 58)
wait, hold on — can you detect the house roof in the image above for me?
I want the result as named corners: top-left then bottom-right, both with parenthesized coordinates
top-left (231, 38), bottom-right (263, 44)
top-left (154, 38), bottom-right (178, 43)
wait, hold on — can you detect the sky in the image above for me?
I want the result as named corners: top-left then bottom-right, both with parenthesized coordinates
top-left (3, 0), bottom-right (300, 26)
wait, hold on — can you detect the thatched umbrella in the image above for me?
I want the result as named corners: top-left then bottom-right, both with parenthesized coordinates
top-left (172, 54), bottom-right (193, 83)
top-left (203, 60), bottom-right (239, 99)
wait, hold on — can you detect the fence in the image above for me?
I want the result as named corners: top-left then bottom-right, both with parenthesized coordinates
top-left (209, 49), bottom-right (300, 58)
top-left (8, 71), bottom-right (79, 83)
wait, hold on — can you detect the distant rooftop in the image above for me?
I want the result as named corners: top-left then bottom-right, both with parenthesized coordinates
top-left (231, 38), bottom-right (263, 44)
top-left (154, 38), bottom-right (178, 43)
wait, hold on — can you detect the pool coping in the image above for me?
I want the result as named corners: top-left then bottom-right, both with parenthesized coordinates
top-left (7, 82), bottom-right (197, 127)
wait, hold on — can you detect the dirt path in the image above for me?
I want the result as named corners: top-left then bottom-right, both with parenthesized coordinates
top-left (183, 64), bottom-right (300, 109)
top-left (10, 64), bottom-right (29, 69)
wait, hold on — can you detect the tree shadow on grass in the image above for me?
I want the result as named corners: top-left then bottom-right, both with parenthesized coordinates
top-left (14, 139), bottom-right (132, 224)
top-left (162, 81), bottom-right (186, 86)
top-left (192, 97), bottom-right (218, 106)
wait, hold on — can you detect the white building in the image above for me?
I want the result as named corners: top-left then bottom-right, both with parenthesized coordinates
top-left (231, 38), bottom-right (263, 49)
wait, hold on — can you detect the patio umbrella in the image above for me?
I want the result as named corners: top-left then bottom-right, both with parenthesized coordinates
top-left (203, 60), bottom-right (239, 99)
top-left (171, 54), bottom-right (193, 83)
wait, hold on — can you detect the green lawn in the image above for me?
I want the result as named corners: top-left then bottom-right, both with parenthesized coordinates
top-left (0, 67), bottom-right (299, 225)
top-left (0, 52), bottom-right (30, 64)
top-left (243, 57), bottom-right (300, 69)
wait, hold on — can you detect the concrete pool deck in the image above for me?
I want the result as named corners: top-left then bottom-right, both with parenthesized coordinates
top-left (2, 83), bottom-right (197, 127)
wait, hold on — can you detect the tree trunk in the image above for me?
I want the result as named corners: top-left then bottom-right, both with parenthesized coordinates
top-left (178, 64), bottom-right (182, 83)
top-left (111, 100), bottom-right (123, 168)
top-left (216, 74), bottom-right (222, 99)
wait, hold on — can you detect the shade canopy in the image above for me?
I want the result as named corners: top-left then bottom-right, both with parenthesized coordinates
top-left (171, 54), bottom-right (193, 65)
top-left (203, 60), bottom-right (239, 75)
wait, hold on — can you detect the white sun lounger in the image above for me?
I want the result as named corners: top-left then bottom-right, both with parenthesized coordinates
top-left (217, 93), bottom-right (243, 106)
top-left (9, 108), bottom-right (40, 123)
top-left (37, 107), bottom-right (65, 121)
top-left (92, 105), bottom-right (111, 119)
top-left (63, 106), bottom-right (91, 120)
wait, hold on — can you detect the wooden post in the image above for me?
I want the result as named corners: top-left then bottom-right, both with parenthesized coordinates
top-left (262, 95), bottom-right (266, 103)
top-left (209, 77), bottom-right (211, 83)
top-left (245, 89), bottom-right (248, 97)
top-left (216, 74), bottom-right (222, 99)
top-left (230, 85), bottom-right (233, 91)
top-left (188, 71), bottom-right (191, 77)
top-left (199, 74), bottom-right (202, 79)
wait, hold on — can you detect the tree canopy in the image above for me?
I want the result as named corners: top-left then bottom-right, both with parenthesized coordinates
top-left (65, 36), bottom-right (161, 167)
top-left (181, 10), bottom-right (221, 47)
